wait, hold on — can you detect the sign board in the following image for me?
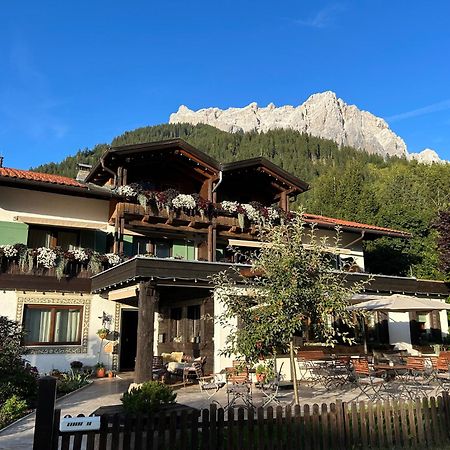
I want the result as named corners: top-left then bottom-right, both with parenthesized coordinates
top-left (60, 415), bottom-right (101, 432)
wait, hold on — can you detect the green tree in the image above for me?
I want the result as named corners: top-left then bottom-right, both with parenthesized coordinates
top-left (213, 214), bottom-right (368, 404)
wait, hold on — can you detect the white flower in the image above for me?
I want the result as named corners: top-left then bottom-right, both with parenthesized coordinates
top-left (267, 208), bottom-right (280, 222)
top-left (221, 201), bottom-right (239, 213)
top-left (36, 247), bottom-right (57, 269)
top-left (0, 245), bottom-right (18, 258)
top-left (242, 204), bottom-right (260, 222)
top-left (172, 194), bottom-right (196, 210)
top-left (116, 185), bottom-right (138, 197)
top-left (105, 253), bottom-right (121, 266)
top-left (71, 248), bottom-right (89, 262)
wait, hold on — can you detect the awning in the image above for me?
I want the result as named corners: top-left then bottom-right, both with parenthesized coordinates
top-left (14, 215), bottom-right (107, 230)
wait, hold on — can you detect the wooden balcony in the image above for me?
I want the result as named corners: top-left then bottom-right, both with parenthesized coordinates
top-left (111, 202), bottom-right (259, 240)
top-left (0, 260), bottom-right (93, 292)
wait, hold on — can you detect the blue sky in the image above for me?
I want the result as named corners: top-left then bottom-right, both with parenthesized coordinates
top-left (2, 1), bottom-right (450, 168)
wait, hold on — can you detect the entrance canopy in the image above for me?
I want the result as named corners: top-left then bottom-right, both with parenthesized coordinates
top-left (348, 294), bottom-right (450, 312)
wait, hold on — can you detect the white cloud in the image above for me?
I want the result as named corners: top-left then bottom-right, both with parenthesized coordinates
top-left (294, 4), bottom-right (345, 29)
top-left (386, 99), bottom-right (450, 122)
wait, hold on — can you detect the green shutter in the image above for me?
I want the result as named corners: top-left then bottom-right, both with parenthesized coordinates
top-left (0, 221), bottom-right (29, 245)
top-left (94, 231), bottom-right (108, 253)
top-left (123, 235), bottom-right (133, 257)
top-left (80, 230), bottom-right (95, 249)
top-left (173, 240), bottom-right (195, 260)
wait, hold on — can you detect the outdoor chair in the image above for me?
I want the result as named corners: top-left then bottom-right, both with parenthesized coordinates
top-left (322, 356), bottom-right (352, 390)
top-left (225, 362), bottom-right (253, 410)
top-left (183, 356), bottom-right (207, 385)
top-left (297, 350), bottom-right (329, 387)
top-left (400, 356), bottom-right (435, 398)
top-left (431, 355), bottom-right (450, 391)
top-left (257, 362), bottom-right (285, 407)
top-left (152, 356), bottom-right (167, 380)
top-left (191, 361), bottom-right (226, 403)
top-left (351, 358), bottom-right (386, 401)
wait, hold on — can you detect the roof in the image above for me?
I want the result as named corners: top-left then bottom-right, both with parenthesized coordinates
top-left (0, 167), bottom-right (85, 187)
top-left (85, 139), bottom-right (221, 184)
top-left (222, 157), bottom-right (309, 193)
top-left (0, 167), bottom-right (114, 198)
top-left (303, 213), bottom-right (411, 238)
top-left (84, 139), bottom-right (309, 193)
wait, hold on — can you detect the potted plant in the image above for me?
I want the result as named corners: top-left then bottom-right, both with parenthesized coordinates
top-left (255, 364), bottom-right (267, 383)
top-left (97, 327), bottom-right (110, 340)
top-left (95, 362), bottom-right (106, 378)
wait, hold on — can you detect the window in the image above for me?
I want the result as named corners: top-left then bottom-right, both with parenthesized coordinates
top-left (187, 305), bottom-right (201, 343)
top-left (170, 307), bottom-right (182, 341)
top-left (155, 241), bottom-right (171, 258)
top-left (28, 226), bottom-right (79, 251)
top-left (23, 305), bottom-right (83, 345)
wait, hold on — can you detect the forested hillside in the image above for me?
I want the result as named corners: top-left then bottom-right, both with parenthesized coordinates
top-left (32, 123), bottom-right (450, 280)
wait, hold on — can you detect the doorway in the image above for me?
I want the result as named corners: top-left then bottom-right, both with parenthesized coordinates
top-left (119, 309), bottom-right (138, 371)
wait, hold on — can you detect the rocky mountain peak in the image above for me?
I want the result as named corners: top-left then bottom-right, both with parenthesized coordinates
top-left (170, 92), bottom-right (444, 162)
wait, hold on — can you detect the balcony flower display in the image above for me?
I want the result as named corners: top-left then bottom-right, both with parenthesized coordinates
top-left (0, 244), bottom-right (18, 259)
top-left (104, 253), bottom-right (121, 266)
top-left (116, 185), bottom-right (139, 198)
top-left (172, 194), bottom-right (196, 211)
top-left (66, 248), bottom-right (89, 263)
top-left (36, 247), bottom-right (58, 269)
top-left (221, 200), bottom-right (239, 214)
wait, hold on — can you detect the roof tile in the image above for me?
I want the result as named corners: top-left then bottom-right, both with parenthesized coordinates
top-left (0, 167), bottom-right (85, 188)
top-left (303, 213), bottom-right (411, 237)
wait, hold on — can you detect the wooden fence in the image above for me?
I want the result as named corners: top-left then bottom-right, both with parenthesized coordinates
top-left (34, 379), bottom-right (450, 450)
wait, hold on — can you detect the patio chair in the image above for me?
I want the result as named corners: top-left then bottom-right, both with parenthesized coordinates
top-left (400, 356), bottom-right (434, 398)
top-left (182, 356), bottom-right (207, 385)
top-left (258, 362), bottom-right (285, 407)
top-left (191, 361), bottom-right (226, 402)
top-left (297, 350), bottom-right (328, 387)
top-left (225, 362), bottom-right (253, 410)
top-left (152, 356), bottom-right (167, 380)
top-left (430, 354), bottom-right (450, 391)
top-left (351, 358), bottom-right (386, 401)
top-left (322, 356), bottom-right (352, 390)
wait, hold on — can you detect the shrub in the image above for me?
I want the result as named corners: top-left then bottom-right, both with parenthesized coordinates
top-left (70, 361), bottom-right (83, 370)
top-left (57, 370), bottom-right (90, 395)
top-left (121, 381), bottom-right (176, 414)
top-left (0, 316), bottom-right (38, 406)
top-left (0, 395), bottom-right (28, 429)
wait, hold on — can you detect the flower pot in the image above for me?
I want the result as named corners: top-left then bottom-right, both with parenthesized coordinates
top-left (256, 373), bottom-right (266, 383)
top-left (96, 368), bottom-right (106, 378)
top-left (108, 371), bottom-right (114, 378)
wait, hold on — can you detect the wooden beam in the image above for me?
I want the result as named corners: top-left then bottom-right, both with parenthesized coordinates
top-left (135, 282), bottom-right (158, 383)
top-left (128, 220), bottom-right (209, 234)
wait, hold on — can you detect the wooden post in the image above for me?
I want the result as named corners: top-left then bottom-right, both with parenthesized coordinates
top-left (135, 281), bottom-right (158, 383)
top-left (290, 340), bottom-right (300, 405)
top-left (33, 376), bottom-right (57, 450)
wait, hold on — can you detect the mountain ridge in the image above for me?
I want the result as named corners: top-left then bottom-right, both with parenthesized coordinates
top-left (169, 91), bottom-right (443, 163)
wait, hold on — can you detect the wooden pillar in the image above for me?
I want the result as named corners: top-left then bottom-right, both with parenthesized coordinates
top-left (280, 190), bottom-right (289, 212)
top-left (33, 376), bottom-right (57, 450)
top-left (135, 281), bottom-right (158, 383)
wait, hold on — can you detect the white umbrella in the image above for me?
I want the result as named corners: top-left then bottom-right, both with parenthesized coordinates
top-left (347, 294), bottom-right (450, 354)
top-left (348, 294), bottom-right (450, 312)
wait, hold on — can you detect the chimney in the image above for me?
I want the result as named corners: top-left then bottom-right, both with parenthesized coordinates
top-left (0, 156), bottom-right (3, 168)
top-left (76, 163), bottom-right (92, 182)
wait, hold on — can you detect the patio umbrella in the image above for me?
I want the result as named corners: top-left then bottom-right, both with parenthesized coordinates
top-left (347, 294), bottom-right (450, 353)
top-left (348, 294), bottom-right (450, 312)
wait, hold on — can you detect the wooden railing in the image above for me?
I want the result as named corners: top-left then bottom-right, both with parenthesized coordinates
top-left (1, 260), bottom-right (93, 279)
top-left (112, 202), bottom-right (256, 235)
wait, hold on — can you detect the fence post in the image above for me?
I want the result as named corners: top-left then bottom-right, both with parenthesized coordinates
top-left (33, 376), bottom-right (57, 450)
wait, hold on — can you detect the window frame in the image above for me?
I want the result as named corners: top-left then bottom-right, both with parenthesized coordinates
top-left (27, 226), bottom-right (81, 250)
top-left (22, 304), bottom-right (83, 346)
